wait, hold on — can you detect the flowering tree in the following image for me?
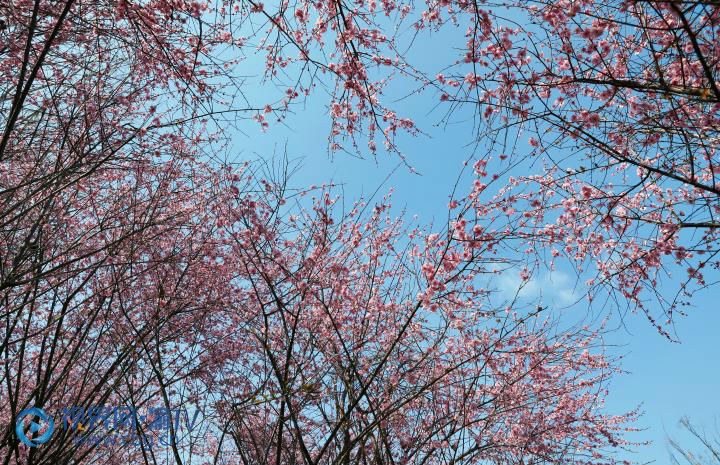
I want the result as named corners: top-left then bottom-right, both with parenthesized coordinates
top-left (2, 158), bottom-right (639, 465)
top-left (425, 0), bottom-right (720, 337)
top-left (228, 0), bottom-right (720, 335)
top-left (5, 0), bottom-right (716, 338)
top-left (0, 0), bottom-right (660, 463)
top-left (0, 0), bottom-right (245, 462)
top-left (194, 176), bottom-right (639, 465)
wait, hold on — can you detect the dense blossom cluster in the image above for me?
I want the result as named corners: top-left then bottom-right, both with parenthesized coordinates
top-left (426, 0), bottom-right (720, 335)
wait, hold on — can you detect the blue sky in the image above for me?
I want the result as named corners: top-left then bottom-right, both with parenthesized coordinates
top-left (222, 21), bottom-right (720, 462)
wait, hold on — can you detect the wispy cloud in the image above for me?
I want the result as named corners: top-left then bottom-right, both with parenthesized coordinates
top-left (496, 269), bottom-right (582, 307)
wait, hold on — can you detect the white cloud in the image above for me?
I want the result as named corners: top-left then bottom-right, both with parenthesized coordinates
top-left (496, 268), bottom-right (581, 307)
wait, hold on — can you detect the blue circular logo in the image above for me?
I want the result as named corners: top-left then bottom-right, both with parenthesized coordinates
top-left (15, 407), bottom-right (54, 447)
